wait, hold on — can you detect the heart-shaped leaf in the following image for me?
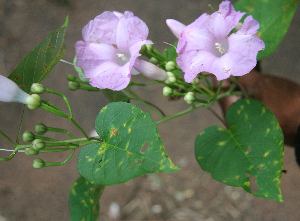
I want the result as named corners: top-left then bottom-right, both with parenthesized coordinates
top-left (69, 176), bottom-right (104, 221)
top-left (77, 102), bottom-right (179, 185)
top-left (234, 0), bottom-right (300, 60)
top-left (195, 98), bottom-right (284, 202)
top-left (8, 16), bottom-right (69, 93)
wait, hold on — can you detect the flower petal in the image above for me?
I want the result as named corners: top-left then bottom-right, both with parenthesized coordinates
top-left (166, 19), bottom-right (186, 39)
top-left (88, 62), bottom-right (130, 91)
top-left (177, 50), bottom-right (216, 82)
top-left (75, 41), bottom-right (117, 78)
top-left (0, 75), bottom-right (29, 103)
top-left (134, 59), bottom-right (167, 81)
top-left (206, 1), bottom-right (245, 39)
top-left (82, 11), bottom-right (119, 45)
top-left (116, 11), bottom-right (149, 49)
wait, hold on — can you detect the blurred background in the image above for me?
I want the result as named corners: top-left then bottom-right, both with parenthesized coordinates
top-left (0, 0), bottom-right (300, 220)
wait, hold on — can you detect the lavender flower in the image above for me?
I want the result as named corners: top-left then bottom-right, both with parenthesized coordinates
top-left (167, 1), bottom-right (265, 82)
top-left (76, 11), bottom-right (166, 91)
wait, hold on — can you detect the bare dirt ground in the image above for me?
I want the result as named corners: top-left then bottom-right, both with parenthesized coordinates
top-left (1, 0), bottom-right (300, 220)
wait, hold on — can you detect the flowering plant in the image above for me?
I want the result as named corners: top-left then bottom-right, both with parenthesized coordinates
top-left (0, 0), bottom-right (299, 220)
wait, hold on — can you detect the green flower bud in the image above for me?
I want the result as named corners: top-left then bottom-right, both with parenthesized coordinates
top-left (165, 61), bottom-right (176, 71)
top-left (68, 81), bottom-right (80, 91)
top-left (31, 83), bottom-right (45, 94)
top-left (139, 45), bottom-right (147, 54)
top-left (25, 147), bottom-right (39, 156)
top-left (163, 87), bottom-right (173, 97)
top-left (35, 123), bottom-right (47, 135)
top-left (26, 94), bottom-right (41, 110)
top-left (67, 74), bottom-right (77, 82)
top-left (165, 72), bottom-right (176, 84)
top-left (146, 44), bottom-right (153, 52)
top-left (149, 57), bottom-right (159, 65)
top-left (33, 158), bottom-right (45, 169)
top-left (191, 77), bottom-right (200, 85)
top-left (22, 131), bottom-right (35, 143)
top-left (184, 92), bottom-right (195, 104)
top-left (32, 139), bottom-right (45, 150)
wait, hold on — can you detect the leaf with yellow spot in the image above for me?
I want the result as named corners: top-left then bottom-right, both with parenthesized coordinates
top-left (77, 102), bottom-right (179, 186)
top-left (195, 99), bottom-right (284, 202)
top-left (69, 176), bottom-right (104, 221)
top-left (234, 0), bottom-right (300, 60)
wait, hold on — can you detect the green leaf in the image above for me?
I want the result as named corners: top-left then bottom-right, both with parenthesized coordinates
top-left (100, 89), bottom-right (130, 103)
top-left (162, 41), bottom-right (178, 62)
top-left (73, 56), bottom-right (90, 83)
top-left (69, 176), bottom-right (104, 221)
top-left (77, 102), bottom-right (179, 185)
top-left (195, 98), bottom-right (284, 202)
top-left (234, 0), bottom-right (300, 60)
top-left (8, 16), bottom-right (69, 93)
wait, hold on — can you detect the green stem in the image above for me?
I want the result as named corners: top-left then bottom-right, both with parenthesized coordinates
top-left (0, 145), bottom-right (30, 161)
top-left (156, 103), bottom-right (208, 125)
top-left (41, 100), bottom-right (60, 110)
top-left (130, 98), bottom-right (166, 117)
top-left (80, 84), bottom-right (100, 91)
top-left (125, 88), bottom-right (164, 118)
top-left (129, 81), bottom-right (160, 86)
top-left (0, 129), bottom-right (16, 147)
top-left (43, 149), bottom-right (75, 167)
top-left (45, 88), bottom-right (73, 118)
top-left (199, 82), bottom-right (215, 96)
top-left (16, 105), bottom-right (26, 144)
top-left (199, 73), bottom-right (213, 91)
top-left (68, 117), bottom-right (89, 139)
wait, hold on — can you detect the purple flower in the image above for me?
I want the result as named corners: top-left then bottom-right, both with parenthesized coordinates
top-left (76, 11), bottom-right (166, 91)
top-left (167, 1), bottom-right (265, 82)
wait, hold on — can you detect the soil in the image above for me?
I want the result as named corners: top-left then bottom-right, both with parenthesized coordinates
top-left (1, 0), bottom-right (300, 220)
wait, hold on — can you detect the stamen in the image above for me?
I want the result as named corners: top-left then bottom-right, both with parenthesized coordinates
top-left (215, 43), bottom-right (226, 55)
top-left (116, 53), bottom-right (127, 62)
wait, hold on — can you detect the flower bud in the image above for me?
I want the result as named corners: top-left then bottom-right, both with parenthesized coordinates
top-left (184, 92), bottom-right (195, 104)
top-left (163, 87), bottom-right (173, 97)
top-left (35, 123), bottom-right (47, 135)
top-left (67, 74), bottom-right (77, 82)
top-left (32, 158), bottom-right (45, 169)
top-left (165, 72), bottom-right (176, 84)
top-left (146, 44), bottom-right (153, 52)
top-left (68, 81), bottom-right (80, 91)
top-left (165, 61), bottom-right (176, 71)
top-left (149, 57), bottom-right (159, 65)
top-left (32, 139), bottom-right (45, 150)
top-left (22, 131), bottom-right (35, 143)
top-left (133, 59), bottom-right (167, 81)
top-left (26, 94), bottom-right (41, 110)
top-left (139, 45), bottom-right (147, 55)
top-left (191, 77), bottom-right (200, 85)
top-left (31, 83), bottom-right (45, 94)
top-left (25, 147), bottom-right (39, 156)
top-left (166, 19), bottom-right (187, 39)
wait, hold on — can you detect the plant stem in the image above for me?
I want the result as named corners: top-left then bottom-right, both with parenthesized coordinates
top-left (125, 88), bottom-right (164, 118)
top-left (156, 103), bottom-right (208, 125)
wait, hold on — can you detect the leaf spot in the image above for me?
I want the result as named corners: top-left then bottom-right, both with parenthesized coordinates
top-left (247, 147), bottom-right (252, 154)
top-left (264, 151), bottom-right (270, 157)
top-left (130, 162), bottom-right (135, 168)
top-left (141, 142), bottom-right (149, 153)
top-left (218, 141), bottom-right (225, 146)
top-left (110, 128), bottom-right (118, 137)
